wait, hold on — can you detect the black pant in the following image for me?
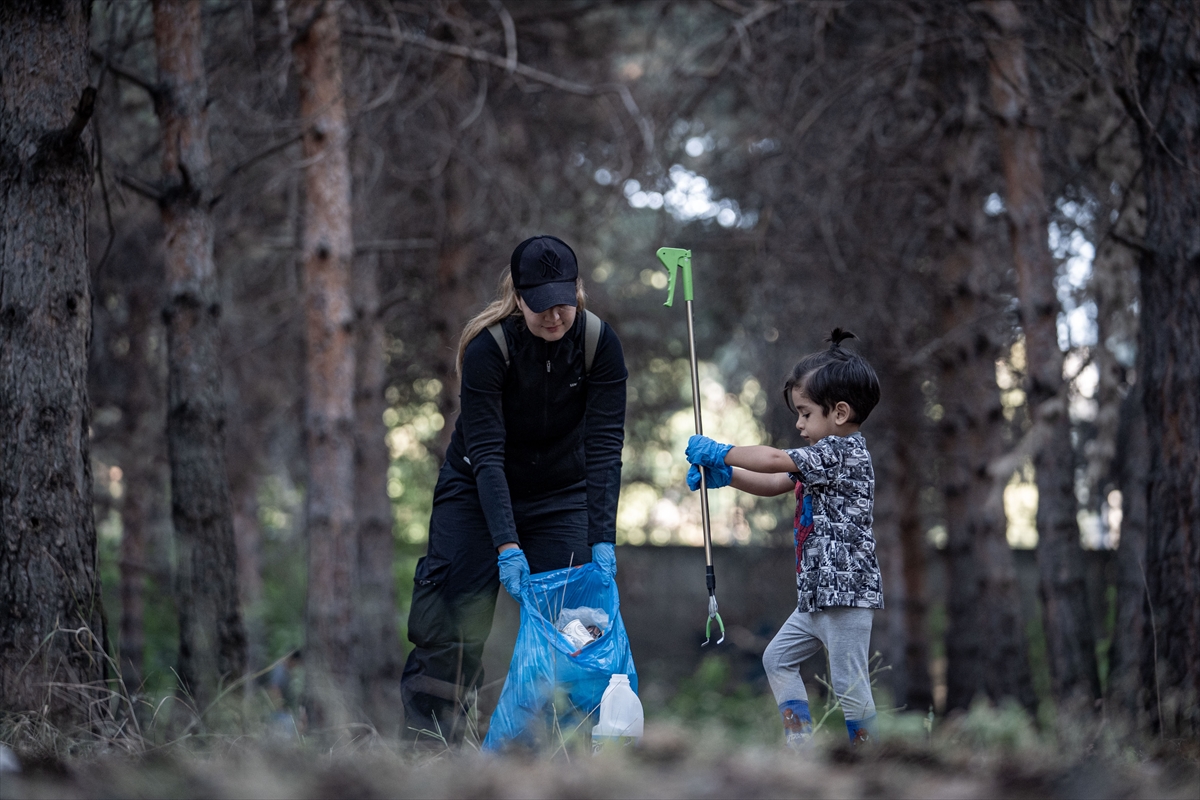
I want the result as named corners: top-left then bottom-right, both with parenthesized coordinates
top-left (401, 461), bottom-right (589, 743)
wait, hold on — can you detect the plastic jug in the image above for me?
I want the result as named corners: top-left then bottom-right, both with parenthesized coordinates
top-left (592, 674), bottom-right (643, 750)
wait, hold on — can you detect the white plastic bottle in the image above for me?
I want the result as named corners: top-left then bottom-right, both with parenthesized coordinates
top-left (592, 674), bottom-right (643, 751)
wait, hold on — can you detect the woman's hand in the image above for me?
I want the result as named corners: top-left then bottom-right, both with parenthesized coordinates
top-left (686, 435), bottom-right (734, 469)
top-left (687, 463), bottom-right (733, 491)
top-left (592, 542), bottom-right (617, 585)
top-left (497, 548), bottom-right (530, 598)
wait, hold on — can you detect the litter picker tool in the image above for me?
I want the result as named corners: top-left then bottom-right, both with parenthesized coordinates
top-left (656, 246), bottom-right (725, 646)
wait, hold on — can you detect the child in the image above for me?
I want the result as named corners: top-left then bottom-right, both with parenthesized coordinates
top-left (685, 328), bottom-right (883, 747)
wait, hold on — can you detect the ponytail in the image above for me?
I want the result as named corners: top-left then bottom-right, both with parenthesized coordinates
top-left (783, 327), bottom-right (861, 414)
top-left (456, 271), bottom-right (589, 374)
top-left (826, 328), bottom-right (857, 348)
top-left (458, 270), bottom-right (520, 375)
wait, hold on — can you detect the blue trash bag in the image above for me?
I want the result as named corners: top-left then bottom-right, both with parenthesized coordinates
top-left (483, 562), bottom-right (637, 750)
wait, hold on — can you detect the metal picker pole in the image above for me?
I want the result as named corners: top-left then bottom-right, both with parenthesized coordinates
top-left (656, 247), bottom-right (725, 646)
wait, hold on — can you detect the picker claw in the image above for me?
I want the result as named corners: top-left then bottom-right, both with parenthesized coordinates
top-left (702, 594), bottom-right (726, 646)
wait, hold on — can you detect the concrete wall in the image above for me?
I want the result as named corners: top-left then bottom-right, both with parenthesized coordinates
top-left (480, 545), bottom-right (816, 714)
top-left (477, 544), bottom-right (1116, 716)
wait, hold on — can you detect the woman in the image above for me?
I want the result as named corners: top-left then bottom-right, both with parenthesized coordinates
top-left (401, 235), bottom-right (627, 743)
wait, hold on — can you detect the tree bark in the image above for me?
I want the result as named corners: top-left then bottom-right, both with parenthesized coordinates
top-left (430, 157), bottom-right (477, 464)
top-left (116, 284), bottom-right (165, 694)
top-left (293, 0), bottom-right (359, 726)
top-left (936, 124), bottom-right (1036, 713)
top-left (873, 369), bottom-right (934, 712)
top-left (895, 429), bottom-right (934, 714)
top-left (152, 0), bottom-right (248, 718)
top-left (1108, 386), bottom-right (1149, 722)
top-left (231, 478), bottom-right (264, 677)
top-left (0, 0), bottom-right (107, 728)
top-left (353, 251), bottom-right (402, 734)
top-left (1133, 0), bottom-right (1200, 735)
top-left (982, 0), bottom-right (1100, 706)
top-left (88, 223), bottom-right (169, 696)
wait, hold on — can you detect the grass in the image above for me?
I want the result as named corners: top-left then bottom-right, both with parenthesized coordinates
top-left (3, 654), bottom-right (1198, 800)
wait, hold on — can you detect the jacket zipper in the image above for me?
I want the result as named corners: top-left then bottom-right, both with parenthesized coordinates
top-left (542, 343), bottom-right (550, 439)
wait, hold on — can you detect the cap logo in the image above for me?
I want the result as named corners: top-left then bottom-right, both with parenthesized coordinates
top-left (538, 248), bottom-right (563, 278)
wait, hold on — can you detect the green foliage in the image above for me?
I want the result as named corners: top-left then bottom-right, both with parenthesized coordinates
top-left (1096, 583), bottom-right (1117, 695)
top-left (258, 475), bottom-right (307, 662)
top-left (927, 601), bottom-right (946, 661)
top-left (394, 544), bottom-right (423, 653)
top-left (949, 697), bottom-right (1042, 754)
top-left (661, 654), bottom-right (781, 744)
top-left (1026, 595), bottom-right (1057, 729)
top-left (383, 375), bottom-right (443, 545)
top-left (95, 507), bottom-right (179, 697)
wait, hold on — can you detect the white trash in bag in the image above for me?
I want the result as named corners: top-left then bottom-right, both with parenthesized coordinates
top-left (555, 606), bottom-right (609, 651)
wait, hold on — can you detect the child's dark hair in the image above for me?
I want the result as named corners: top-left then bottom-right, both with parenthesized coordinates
top-left (783, 328), bottom-right (881, 423)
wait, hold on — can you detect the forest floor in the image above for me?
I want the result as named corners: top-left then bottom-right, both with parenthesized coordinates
top-left (3, 710), bottom-right (1198, 800)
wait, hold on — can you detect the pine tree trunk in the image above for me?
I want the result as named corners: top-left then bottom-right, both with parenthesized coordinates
top-left (896, 430), bottom-right (934, 713)
top-left (1133, 0), bottom-right (1200, 735)
top-left (88, 225), bottom-right (167, 695)
top-left (232, 479), bottom-right (264, 676)
top-left (934, 119), bottom-right (1036, 712)
top-left (873, 370), bottom-right (933, 711)
top-left (982, 0), bottom-right (1100, 705)
top-left (431, 156), bottom-right (477, 464)
top-left (116, 305), bottom-right (164, 694)
top-left (0, 0), bottom-right (107, 728)
top-left (1109, 386), bottom-right (1149, 722)
top-left (937, 271), bottom-right (1035, 713)
top-left (293, 0), bottom-right (359, 726)
top-left (152, 0), bottom-right (247, 715)
top-left (354, 251), bottom-right (402, 734)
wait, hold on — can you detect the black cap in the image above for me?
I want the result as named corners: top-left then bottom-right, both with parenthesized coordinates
top-left (510, 235), bottom-right (579, 312)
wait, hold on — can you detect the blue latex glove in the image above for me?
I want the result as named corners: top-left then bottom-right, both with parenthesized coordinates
top-left (687, 462), bottom-right (733, 491)
top-left (592, 542), bottom-right (617, 585)
top-left (686, 434), bottom-right (734, 469)
top-left (497, 548), bottom-right (530, 598)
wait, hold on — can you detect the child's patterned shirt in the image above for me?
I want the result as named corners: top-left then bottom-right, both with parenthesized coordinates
top-left (785, 431), bottom-right (883, 612)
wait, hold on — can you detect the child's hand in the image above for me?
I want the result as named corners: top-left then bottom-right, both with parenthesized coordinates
top-left (686, 434), bottom-right (734, 468)
top-left (687, 463), bottom-right (732, 491)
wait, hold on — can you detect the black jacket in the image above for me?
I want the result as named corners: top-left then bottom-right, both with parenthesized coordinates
top-left (445, 312), bottom-right (627, 549)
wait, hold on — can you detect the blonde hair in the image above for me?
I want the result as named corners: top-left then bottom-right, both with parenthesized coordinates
top-left (457, 270), bottom-right (588, 374)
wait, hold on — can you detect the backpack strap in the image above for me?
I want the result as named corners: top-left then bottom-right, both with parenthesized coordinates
top-left (487, 321), bottom-right (509, 367)
top-left (583, 309), bottom-right (602, 375)
top-left (487, 310), bottom-right (603, 373)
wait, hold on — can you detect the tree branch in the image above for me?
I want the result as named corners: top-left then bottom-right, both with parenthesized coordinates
top-left (488, 0), bottom-right (518, 74)
top-left (222, 132), bottom-right (305, 184)
top-left (344, 23), bottom-right (654, 154)
top-left (793, 35), bottom-right (952, 142)
top-left (62, 87), bottom-right (96, 144)
top-left (687, 1), bottom-right (784, 79)
top-left (1109, 230), bottom-right (1149, 255)
top-left (90, 49), bottom-right (159, 99)
top-left (357, 239), bottom-right (438, 253)
top-left (115, 170), bottom-right (164, 203)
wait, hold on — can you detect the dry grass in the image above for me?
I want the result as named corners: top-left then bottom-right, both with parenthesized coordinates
top-left (3, 636), bottom-right (1196, 799)
top-left (3, 704), bottom-right (1198, 800)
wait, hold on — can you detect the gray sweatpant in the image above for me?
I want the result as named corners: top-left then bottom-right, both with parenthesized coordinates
top-left (762, 607), bottom-right (876, 722)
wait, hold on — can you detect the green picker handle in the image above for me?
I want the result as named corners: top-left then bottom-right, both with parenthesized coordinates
top-left (656, 247), bottom-right (693, 307)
